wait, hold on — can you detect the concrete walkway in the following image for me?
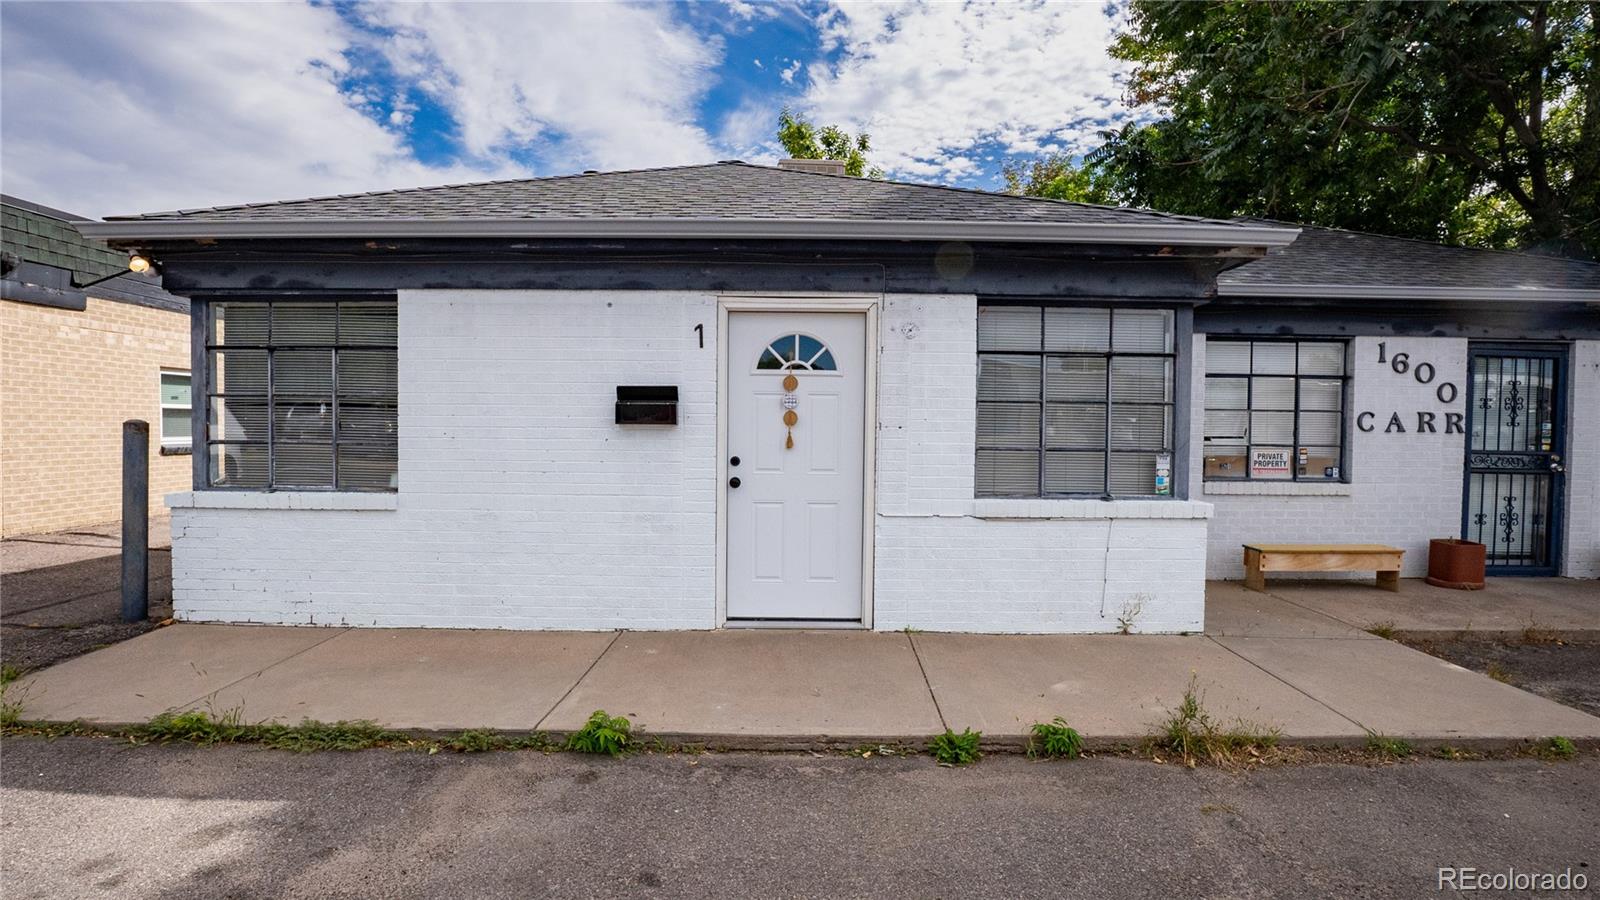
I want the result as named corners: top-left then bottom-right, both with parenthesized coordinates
top-left (1212, 574), bottom-right (1600, 639)
top-left (11, 580), bottom-right (1599, 747)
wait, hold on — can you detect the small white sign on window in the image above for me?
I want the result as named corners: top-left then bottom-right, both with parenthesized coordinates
top-left (1250, 448), bottom-right (1291, 477)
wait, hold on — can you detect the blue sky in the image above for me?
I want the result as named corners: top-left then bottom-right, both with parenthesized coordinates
top-left (1, 1), bottom-right (1137, 218)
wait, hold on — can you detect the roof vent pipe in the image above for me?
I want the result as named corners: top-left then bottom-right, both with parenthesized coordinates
top-left (777, 158), bottom-right (848, 177)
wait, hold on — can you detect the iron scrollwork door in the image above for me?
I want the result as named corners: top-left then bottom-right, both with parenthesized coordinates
top-left (1462, 346), bottom-right (1567, 575)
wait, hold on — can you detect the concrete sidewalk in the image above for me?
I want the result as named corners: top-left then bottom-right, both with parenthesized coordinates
top-left (1211, 574), bottom-right (1600, 639)
top-left (12, 584), bottom-right (1600, 747)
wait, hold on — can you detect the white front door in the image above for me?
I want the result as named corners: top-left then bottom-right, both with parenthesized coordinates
top-left (726, 311), bottom-right (867, 621)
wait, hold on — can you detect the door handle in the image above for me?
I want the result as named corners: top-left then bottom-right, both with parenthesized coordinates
top-left (1551, 454), bottom-right (1564, 473)
top-left (729, 477), bottom-right (741, 489)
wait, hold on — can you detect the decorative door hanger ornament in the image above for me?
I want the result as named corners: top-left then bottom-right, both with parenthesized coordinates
top-left (782, 373), bottom-right (799, 449)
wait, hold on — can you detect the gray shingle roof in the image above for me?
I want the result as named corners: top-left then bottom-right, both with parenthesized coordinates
top-left (2, 195), bottom-right (187, 312)
top-left (1222, 220), bottom-right (1600, 296)
top-left (3, 196), bottom-right (126, 280)
top-left (105, 161), bottom-right (1253, 228)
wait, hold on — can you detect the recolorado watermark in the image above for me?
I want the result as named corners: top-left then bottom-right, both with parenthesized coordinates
top-left (1439, 867), bottom-right (1589, 892)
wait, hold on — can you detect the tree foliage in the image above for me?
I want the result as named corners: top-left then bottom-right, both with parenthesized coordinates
top-left (1000, 153), bottom-right (1114, 204)
top-left (1022, 2), bottom-right (1598, 257)
top-left (777, 108), bottom-right (883, 178)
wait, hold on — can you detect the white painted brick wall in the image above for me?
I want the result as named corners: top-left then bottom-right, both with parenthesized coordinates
top-left (873, 294), bottom-right (1208, 633)
top-left (1564, 340), bottom-right (1600, 578)
top-left (1197, 335), bottom-right (1598, 581)
top-left (171, 290), bottom-right (720, 629)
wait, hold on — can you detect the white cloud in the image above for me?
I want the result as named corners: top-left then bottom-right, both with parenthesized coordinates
top-left (801, 1), bottom-right (1135, 180)
top-left (780, 60), bottom-right (804, 84)
top-left (0, 2), bottom-right (512, 218)
top-left (716, 97), bottom-right (784, 166)
top-left (365, 3), bottom-right (725, 173)
top-left (0, 1), bottom-right (729, 218)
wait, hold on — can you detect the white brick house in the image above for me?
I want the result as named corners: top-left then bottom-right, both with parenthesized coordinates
top-left (80, 162), bottom-right (1600, 633)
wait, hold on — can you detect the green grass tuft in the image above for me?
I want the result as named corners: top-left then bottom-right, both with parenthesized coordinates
top-left (928, 728), bottom-right (983, 766)
top-left (1538, 736), bottom-right (1578, 760)
top-left (564, 710), bottom-right (632, 757)
top-left (1365, 732), bottom-right (1413, 759)
top-left (1027, 717), bottom-right (1085, 760)
top-left (446, 729), bottom-right (507, 753)
top-left (140, 710), bottom-right (404, 751)
top-left (1148, 677), bottom-right (1279, 768)
top-left (1365, 621), bottom-right (1398, 640)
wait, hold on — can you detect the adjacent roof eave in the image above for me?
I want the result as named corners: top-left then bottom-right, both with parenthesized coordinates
top-left (76, 216), bottom-right (1300, 249)
top-left (1218, 281), bottom-right (1600, 303)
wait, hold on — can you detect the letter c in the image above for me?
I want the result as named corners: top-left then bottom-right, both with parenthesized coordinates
top-left (1357, 411), bottom-right (1375, 432)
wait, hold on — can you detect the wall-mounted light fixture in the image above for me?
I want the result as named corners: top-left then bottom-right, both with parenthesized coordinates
top-left (72, 251), bottom-right (159, 289)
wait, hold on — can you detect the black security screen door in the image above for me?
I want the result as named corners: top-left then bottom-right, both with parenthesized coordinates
top-left (1462, 346), bottom-right (1567, 575)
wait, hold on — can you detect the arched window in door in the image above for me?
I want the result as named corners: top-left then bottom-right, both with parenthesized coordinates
top-left (756, 333), bottom-right (837, 371)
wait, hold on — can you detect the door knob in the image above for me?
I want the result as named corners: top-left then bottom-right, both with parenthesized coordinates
top-left (729, 477), bottom-right (741, 488)
top-left (729, 456), bottom-right (741, 467)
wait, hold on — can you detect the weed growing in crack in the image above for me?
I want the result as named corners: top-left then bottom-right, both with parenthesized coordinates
top-left (1027, 717), bottom-right (1084, 760)
top-left (1148, 676), bottom-right (1279, 768)
top-left (565, 710), bottom-right (633, 757)
top-left (1365, 733), bottom-right (1413, 759)
top-left (928, 728), bottom-right (982, 766)
top-left (1538, 736), bottom-right (1577, 760)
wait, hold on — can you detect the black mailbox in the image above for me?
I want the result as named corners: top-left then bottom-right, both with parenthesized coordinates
top-left (615, 386), bottom-right (678, 425)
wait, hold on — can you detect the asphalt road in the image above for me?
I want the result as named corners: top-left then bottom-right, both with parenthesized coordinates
top-left (2, 738), bottom-right (1596, 899)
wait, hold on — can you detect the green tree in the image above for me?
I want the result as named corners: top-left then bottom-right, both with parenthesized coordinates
top-left (1001, 153), bottom-right (1114, 204)
top-left (777, 108), bottom-right (883, 178)
top-left (1092, 1), bottom-right (1598, 257)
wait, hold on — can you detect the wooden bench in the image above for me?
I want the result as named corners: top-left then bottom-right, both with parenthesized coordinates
top-left (1242, 544), bottom-right (1405, 593)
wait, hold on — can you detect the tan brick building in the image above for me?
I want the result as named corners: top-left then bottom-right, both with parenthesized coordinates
top-left (1, 196), bottom-right (190, 537)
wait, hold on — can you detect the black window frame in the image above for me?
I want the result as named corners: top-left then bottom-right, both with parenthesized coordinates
top-left (1201, 337), bottom-right (1350, 483)
top-left (976, 303), bottom-right (1179, 499)
top-left (202, 297), bottom-right (398, 492)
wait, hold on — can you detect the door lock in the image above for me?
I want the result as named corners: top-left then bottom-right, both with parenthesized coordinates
top-left (729, 456), bottom-right (741, 467)
top-left (1550, 454), bottom-right (1565, 473)
top-left (729, 477), bottom-right (741, 489)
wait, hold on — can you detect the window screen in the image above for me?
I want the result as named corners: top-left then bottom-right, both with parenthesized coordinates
top-left (977, 305), bottom-right (1176, 497)
top-left (207, 300), bottom-right (397, 491)
top-left (1203, 338), bottom-right (1347, 481)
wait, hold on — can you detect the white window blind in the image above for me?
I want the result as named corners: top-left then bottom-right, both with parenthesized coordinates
top-left (207, 300), bottom-right (397, 491)
top-left (1203, 338), bottom-right (1348, 482)
top-left (977, 305), bottom-right (1176, 497)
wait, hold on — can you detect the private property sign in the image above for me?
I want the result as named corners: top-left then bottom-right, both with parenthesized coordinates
top-left (1250, 448), bottom-right (1291, 477)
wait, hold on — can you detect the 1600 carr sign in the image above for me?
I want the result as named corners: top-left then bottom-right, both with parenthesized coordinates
top-left (1356, 342), bottom-right (1464, 434)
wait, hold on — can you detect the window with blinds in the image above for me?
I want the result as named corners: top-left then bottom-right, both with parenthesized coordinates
top-left (1203, 338), bottom-right (1347, 481)
top-left (976, 305), bottom-right (1175, 497)
top-left (159, 370), bottom-right (192, 447)
top-left (206, 300), bottom-right (398, 491)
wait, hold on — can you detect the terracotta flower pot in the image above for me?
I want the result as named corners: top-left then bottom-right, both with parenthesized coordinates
top-left (1425, 539), bottom-right (1486, 590)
